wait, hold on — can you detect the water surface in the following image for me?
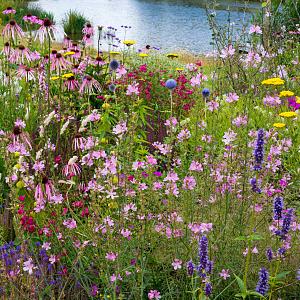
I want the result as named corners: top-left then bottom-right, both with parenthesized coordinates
top-left (30, 0), bottom-right (259, 53)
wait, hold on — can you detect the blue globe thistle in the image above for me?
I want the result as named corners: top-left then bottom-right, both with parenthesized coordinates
top-left (108, 83), bottom-right (116, 92)
top-left (253, 129), bottom-right (265, 171)
top-left (256, 267), bottom-right (269, 296)
top-left (273, 196), bottom-right (284, 220)
top-left (109, 59), bottom-right (120, 71)
top-left (296, 269), bottom-right (300, 281)
top-left (165, 79), bottom-right (177, 90)
top-left (202, 88), bottom-right (210, 98)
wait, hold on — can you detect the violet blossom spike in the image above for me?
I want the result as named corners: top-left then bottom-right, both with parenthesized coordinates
top-left (256, 267), bottom-right (269, 296)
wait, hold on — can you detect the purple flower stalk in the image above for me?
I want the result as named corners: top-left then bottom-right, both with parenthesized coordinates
top-left (186, 260), bottom-right (195, 276)
top-left (253, 129), bottom-right (264, 171)
top-left (256, 267), bottom-right (269, 296)
top-left (273, 196), bottom-right (284, 220)
top-left (266, 248), bottom-right (273, 262)
top-left (250, 177), bottom-right (261, 193)
top-left (205, 282), bottom-right (212, 296)
top-left (281, 208), bottom-right (294, 236)
top-left (198, 235), bottom-right (208, 277)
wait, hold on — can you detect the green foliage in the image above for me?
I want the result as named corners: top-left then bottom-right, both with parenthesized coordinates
top-left (62, 9), bottom-right (89, 39)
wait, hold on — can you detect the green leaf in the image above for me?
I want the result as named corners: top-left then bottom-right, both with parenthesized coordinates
top-left (262, 2), bottom-right (268, 8)
top-left (275, 271), bottom-right (290, 280)
top-left (234, 274), bottom-right (246, 293)
top-left (248, 291), bottom-right (265, 298)
top-left (235, 236), bottom-right (247, 241)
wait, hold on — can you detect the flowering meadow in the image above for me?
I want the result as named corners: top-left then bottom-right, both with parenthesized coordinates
top-left (0, 2), bottom-right (299, 300)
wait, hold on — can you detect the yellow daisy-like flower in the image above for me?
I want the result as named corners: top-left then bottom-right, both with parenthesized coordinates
top-left (123, 40), bottom-right (136, 46)
top-left (50, 76), bottom-right (60, 81)
top-left (279, 111), bottom-right (298, 118)
top-left (102, 102), bottom-right (111, 109)
top-left (176, 68), bottom-right (184, 71)
top-left (273, 123), bottom-right (286, 128)
top-left (110, 51), bottom-right (120, 55)
top-left (296, 96), bottom-right (300, 104)
top-left (139, 53), bottom-right (149, 57)
top-left (62, 73), bottom-right (74, 79)
top-left (279, 90), bottom-right (294, 97)
top-left (63, 51), bottom-right (75, 56)
top-left (261, 77), bottom-right (285, 85)
top-left (167, 53), bottom-right (179, 58)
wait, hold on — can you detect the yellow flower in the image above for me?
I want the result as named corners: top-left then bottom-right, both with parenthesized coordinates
top-left (63, 51), bottom-right (75, 56)
top-left (14, 164), bottom-right (21, 169)
top-left (108, 201), bottom-right (118, 209)
top-left (123, 40), bottom-right (136, 46)
top-left (14, 152), bottom-right (20, 158)
top-left (296, 96), bottom-right (300, 104)
top-left (50, 76), bottom-right (60, 81)
top-left (112, 176), bottom-right (118, 184)
top-left (273, 123), bottom-right (286, 128)
top-left (100, 137), bottom-right (108, 144)
top-left (261, 77), bottom-right (285, 85)
top-left (167, 53), bottom-right (179, 58)
top-left (176, 68), bottom-right (184, 71)
top-left (102, 102), bottom-right (111, 109)
top-left (110, 51), bottom-right (120, 55)
top-left (16, 181), bottom-right (25, 189)
top-left (279, 111), bottom-right (298, 118)
top-left (139, 53), bottom-right (148, 58)
top-left (62, 73), bottom-right (74, 79)
top-left (279, 90), bottom-right (294, 97)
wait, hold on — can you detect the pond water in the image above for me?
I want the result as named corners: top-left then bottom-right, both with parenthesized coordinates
top-left (30, 0), bottom-right (259, 53)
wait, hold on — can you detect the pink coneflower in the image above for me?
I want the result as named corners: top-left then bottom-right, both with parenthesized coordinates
top-left (82, 34), bottom-right (93, 46)
top-left (73, 134), bottom-right (86, 150)
top-left (62, 156), bottom-right (81, 177)
top-left (2, 7), bottom-right (16, 15)
top-left (51, 53), bottom-right (70, 70)
top-left (16, 65), bottom-right (35, 81)
top-left (34, 177), bottom-right (55, 212)
top-left (79, 75), bottom-right (101, 94)
top-left (82, 23), bottom-right (94, 36)
top-left (2, 20), bottom-right (24, 40)
top-left (23, 14), bottom-right (42, 25)
top-left (36, 18), bottom-right (56, 43)
top-left (64, 75), bottom-right (79, 91)
top-left (1, 42), bottom-right (11, 56)
top-left (92, 56), bottom-right (106, 67)
top-left (10, 45), bottom-right (32, 63)
top-left (63, 36), bottom-right (72, 48)
top-left (12, 122), bottom-right (32, 149)
top-left (50, 49), bottom-right (58, 59)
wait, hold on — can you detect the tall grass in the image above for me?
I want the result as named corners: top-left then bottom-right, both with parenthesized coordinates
top-left (62, 10), bottom-right (89, 39)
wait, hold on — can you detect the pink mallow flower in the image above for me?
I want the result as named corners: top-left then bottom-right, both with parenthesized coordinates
top-left (249, 25), bottom-right (262, 34)
top-left (63, 218), bottom-right (77, 229)
top-left (23, 258), bottom-right (36, 275)
top-left (126, 82), bottom-right (139, 96)
top-left (172, 259), bottom-right (182, 270)
top-left (148, 290), bottom-right (161, 300)
top-left (219, 269), bottom-right (230, 280)
top-left (105, 252), bottom-right (118, 261)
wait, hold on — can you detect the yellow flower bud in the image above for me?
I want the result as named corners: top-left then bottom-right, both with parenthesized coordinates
top-left (16, 181), bottom-right (25, 189)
